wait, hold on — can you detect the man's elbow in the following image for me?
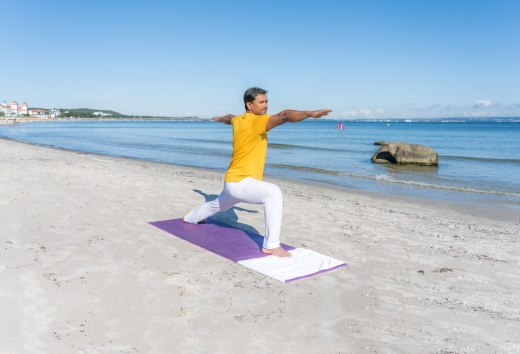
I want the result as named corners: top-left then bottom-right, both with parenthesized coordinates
top-left (280, 110), bottom-right (290, 123)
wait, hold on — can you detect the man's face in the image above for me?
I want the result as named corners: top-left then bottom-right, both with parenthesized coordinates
top-left (247, 94), bottom-right (268, 115)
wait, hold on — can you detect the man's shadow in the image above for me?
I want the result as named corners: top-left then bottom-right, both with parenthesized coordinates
top-left (192, 189), bottom-right (266, 249)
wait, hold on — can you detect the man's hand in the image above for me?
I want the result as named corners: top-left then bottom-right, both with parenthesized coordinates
top-left (309, 109), bottom-right (332, 118)
top-left (267, 109), bottom-right (333, 131)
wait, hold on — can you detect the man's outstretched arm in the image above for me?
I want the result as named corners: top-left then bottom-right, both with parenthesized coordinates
top-left (266, 109), bottom-right (332, 131)
top-left (212, 114), bottom-right (235, 125)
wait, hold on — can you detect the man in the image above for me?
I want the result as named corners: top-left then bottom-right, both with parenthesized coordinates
top-left (183, 87), bottom-right (331, 257)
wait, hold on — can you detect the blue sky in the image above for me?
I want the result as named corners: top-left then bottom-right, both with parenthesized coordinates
top-left (2, 0), bottom-right (519, 118)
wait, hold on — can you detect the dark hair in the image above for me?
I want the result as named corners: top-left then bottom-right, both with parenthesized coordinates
top-left (243, 87), bottom-right (267, 110)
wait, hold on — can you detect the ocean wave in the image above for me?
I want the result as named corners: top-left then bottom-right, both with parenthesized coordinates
top-left (269, 164), bottom-right (341, 175)
top-left (105, 140), bottom-right (230, 156)
top-left (372, 174), bottom-right (520, 197)
top-left (269, 143), bottom-right (364, 154)
top-left (269, 163), bottom-right (520, 197)
top-left (442, 155), bottom-right (520, 164)
top-left (171, 137), bottom-right (230, 145)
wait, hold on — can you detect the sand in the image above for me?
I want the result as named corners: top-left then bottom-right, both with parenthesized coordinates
top-left (0, 119), bottom-right (14, 125)
top-left (1, 138), bottom-right (519, 353)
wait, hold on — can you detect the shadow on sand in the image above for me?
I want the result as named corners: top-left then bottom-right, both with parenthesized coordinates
top-left (191, 189), bottom-right (266, 250)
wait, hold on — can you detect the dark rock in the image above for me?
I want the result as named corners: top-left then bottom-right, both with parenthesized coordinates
top-left (371, 142), bottom-right (439, 166)
top-left (374, 141), bottom-right (391, 146)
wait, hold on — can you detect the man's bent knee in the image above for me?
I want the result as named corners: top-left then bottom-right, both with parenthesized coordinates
top-left (271, 185), bottom-right (283, 200)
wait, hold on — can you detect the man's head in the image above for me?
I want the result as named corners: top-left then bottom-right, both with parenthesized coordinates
top-left (244, 87), bottom-right (268, 115)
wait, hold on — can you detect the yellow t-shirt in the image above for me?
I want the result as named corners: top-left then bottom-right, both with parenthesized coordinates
top-left (224, 112), bottom-right (271, 182)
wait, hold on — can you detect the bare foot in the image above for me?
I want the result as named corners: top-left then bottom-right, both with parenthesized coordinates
top-left (262, 246), bottom-right (292, 258)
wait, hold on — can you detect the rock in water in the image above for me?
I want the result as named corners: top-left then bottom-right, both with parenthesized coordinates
top-left (371, 142), bottom-right (439, 165)
top-left (373, 141), bottom-right (391, 146)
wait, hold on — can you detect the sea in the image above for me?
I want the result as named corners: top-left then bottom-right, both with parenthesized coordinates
top-left (1, 120), bottom-right (519, 211)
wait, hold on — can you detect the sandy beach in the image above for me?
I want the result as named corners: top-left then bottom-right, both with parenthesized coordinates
top-left (0, 119), bottom-right (15, 125)
top-left (1, 137), bottom-right (519, 353)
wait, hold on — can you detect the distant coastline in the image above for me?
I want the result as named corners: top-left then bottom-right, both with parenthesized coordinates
top-left (0, 116), bottom-right (206, 124)
top-left (342, 116), bottom-right (520, 123)
top-left (3, 103), bottom-right (519, 123)
top-left (2, 116), bottom-right (519, 124)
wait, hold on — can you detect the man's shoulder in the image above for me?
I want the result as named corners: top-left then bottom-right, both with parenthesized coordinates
top-left (231, 114), bottom-right (241, 124)
top-left (253, 114), bottom-right (270, 127)
top-left (243, 112), bottom-right (271, 118)
top-left (235, 113), bottom-right (270, 123)
top-left (251, 113), bottom-right (271, 121)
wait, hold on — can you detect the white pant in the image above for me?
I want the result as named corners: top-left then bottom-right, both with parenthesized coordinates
top-left (183, 177), bottom-right (283, 249)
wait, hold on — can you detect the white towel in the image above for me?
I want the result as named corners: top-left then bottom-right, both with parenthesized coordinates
top-left (237, 248), bottom-right (346, 283)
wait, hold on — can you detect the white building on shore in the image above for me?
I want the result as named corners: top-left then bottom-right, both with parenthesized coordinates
top-left (1, 101), bottom-right (28, 116)
top-left (0, 100), bottom-right (60, 118)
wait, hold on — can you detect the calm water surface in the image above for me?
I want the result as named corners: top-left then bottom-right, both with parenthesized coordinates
top-left (2, 120), bottom-right (519, 210)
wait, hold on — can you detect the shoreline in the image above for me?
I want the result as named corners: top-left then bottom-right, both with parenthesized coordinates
top-left (1, 136), bottom-right (517, 222)
top-left (0, 118), bottom-right (17, 125)
top-left (0, 117), bottom-right (211, 124)
top-left (1, 137), bottom-right (519, 352)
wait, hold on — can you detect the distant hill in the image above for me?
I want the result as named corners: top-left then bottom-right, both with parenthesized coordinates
top-left (57, 108), bottom-right (200, 120)
top-left (60, 108), bottom-right (129, 118)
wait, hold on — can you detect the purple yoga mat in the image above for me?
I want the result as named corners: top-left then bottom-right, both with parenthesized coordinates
top-left (149, 218), bottom-right (295, 262)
